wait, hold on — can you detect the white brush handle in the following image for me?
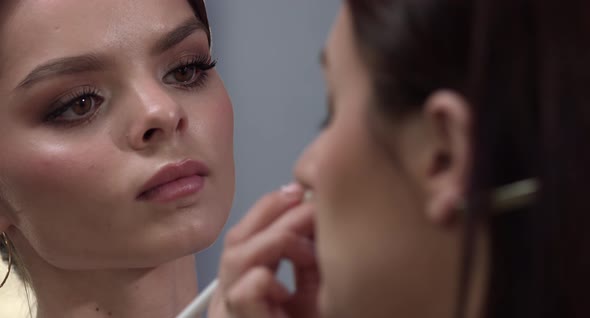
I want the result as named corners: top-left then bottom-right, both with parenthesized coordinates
top-left (176, 279), bottom-right (219, 318)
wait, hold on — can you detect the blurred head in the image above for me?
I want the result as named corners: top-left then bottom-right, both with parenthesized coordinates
top-left (296, 0), bottom-right (590, 318)
top-left (0, 0), bottom-right (234, 275)
top-left (296, 4), bottom-right (472, 317)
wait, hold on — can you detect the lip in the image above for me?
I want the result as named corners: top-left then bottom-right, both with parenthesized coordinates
top-left (137, 159), bottom-right (210, 203)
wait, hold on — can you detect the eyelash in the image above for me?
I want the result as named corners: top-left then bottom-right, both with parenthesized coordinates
top-left (44, 55), bottom-right (218, 127)
top-left (45, 87), bottom-right (103, 126)
top-left (165, 54), bottom-right (217, 90)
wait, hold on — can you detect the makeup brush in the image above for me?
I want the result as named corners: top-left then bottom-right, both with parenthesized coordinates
top-left (176, 278), bottom-right (218, 318)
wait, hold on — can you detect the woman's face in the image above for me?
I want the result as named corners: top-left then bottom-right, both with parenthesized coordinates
top-left (295, 5), bottom-right (465, 318)
top-left (0, 0), bottom-right (234, 269)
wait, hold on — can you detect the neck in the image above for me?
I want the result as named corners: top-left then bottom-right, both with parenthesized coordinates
top-left (466, 227), bottom-right (489, 318)
top-left (30, 256), bottom-right (198, 318)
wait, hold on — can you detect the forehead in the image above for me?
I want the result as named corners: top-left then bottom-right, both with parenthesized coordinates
top-left (0, 0), bottom-right (198, 81)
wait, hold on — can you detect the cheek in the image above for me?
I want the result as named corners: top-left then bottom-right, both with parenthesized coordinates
top-left (0, 134), bottom-right (122, 237)
top-left (0, 133), bottom-right (126, 260)
top-left (186, 75), bottom-right (234, 157)
top-left (206, 93), bottom-right (234, 151)
top-left (314, 118), bottom-right (417, 316)
top-left (1, 140), bottom-right (113, 205)
top-left (316, 139), bottom-right (438, 317)
top-left (186, 77), bottom-right (235, 199)
top-left (314, 124), bottom-right (376, 313)
top-left (181, 77), bottom-right (235, 224)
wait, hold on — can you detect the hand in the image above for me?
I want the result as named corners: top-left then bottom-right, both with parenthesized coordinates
top-left (209, 184), bottom-right (319, 318)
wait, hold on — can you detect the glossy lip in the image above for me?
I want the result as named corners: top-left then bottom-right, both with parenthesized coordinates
top-left (137, 159), bottom-right (210, 202)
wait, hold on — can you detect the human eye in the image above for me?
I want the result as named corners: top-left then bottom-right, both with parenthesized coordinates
top-left (163, 54), bottom-right (217, 90)
top-left (45, 86), bottom-right (104, 126)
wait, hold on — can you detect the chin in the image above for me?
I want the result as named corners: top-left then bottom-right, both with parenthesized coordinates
top-left (130, 223), bottom-right (226, 268)
top-left (176, 208), bottom-right (230, 251)
top-left (135, 192), bottom-right (233, 267)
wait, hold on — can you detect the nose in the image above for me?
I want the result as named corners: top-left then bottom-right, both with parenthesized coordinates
top-left (127, 83), bottom-right (188, 150)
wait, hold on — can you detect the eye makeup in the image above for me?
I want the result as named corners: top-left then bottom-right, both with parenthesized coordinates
top-left (163, 54), bottom-right (217, 91)
top-left (44, 86), bottom-right (105, 126)
top-left (36, 52), bottom-right (217, 129)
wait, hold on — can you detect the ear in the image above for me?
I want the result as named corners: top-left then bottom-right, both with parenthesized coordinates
top-left (423, 90), bottom-right (472, 225)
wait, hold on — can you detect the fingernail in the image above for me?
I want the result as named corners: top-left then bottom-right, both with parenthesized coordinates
top-left (281, 182), bottom-right (303, 197)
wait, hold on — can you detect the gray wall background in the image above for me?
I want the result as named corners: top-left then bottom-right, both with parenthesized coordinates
top-left (195, 0), bottom-right (340, 289)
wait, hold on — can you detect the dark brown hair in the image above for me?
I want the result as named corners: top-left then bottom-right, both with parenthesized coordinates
top-left (347, 0), bottom-right (590, 317)
top-left (188, 0), bottom-right (211, 46)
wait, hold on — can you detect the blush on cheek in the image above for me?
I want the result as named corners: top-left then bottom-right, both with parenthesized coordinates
top-left (213, 95), bottom-right (234, 142)
top-left (207, 74), bottom-right (234, 140)
top-left (1, 141), bottom-right (113, 207)
top-left (188, 87), bottom-right (234, 154)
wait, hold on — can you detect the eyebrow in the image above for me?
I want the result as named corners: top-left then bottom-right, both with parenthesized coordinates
top-left (150, 17), bottom-right (207, 56)
top-left (16, 54), bottom-right (106, 90)
top-left (15, 17), bottom-right (207, 91)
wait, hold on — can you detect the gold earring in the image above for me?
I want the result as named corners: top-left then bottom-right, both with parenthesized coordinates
top-left (0, 232), bottom-right (12, 288)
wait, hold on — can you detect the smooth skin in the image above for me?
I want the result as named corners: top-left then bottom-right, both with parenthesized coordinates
top-left (0, 1), bottom-right (234, 317)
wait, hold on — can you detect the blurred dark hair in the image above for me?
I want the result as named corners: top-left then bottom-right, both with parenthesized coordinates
top-left (188, 0), bottom-right (211, 46)
top-left (347, 0), bottom-right (590, 317)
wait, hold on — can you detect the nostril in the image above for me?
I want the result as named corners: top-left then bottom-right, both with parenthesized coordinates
top-left (143, 128), bottom-right (158, 142)
top-left (176, 118), bottom-right (187, 132)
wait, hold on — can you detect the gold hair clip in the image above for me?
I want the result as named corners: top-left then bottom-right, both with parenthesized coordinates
top-left (459, 178), bottom-right (540, 214)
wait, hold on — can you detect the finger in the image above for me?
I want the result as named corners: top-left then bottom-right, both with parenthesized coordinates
top-left (271, 262), bottom-right (320, 318)
top-left (226, 267), bottom-right (290, 318)
top-left (221, 205), bottom-right (315, 285)
top-left (294, 246), bottom-right (320, 290)
top-left (259, 202), bottom-right (315, 241)
top-left (225, 183), bottom-right (304, 246)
